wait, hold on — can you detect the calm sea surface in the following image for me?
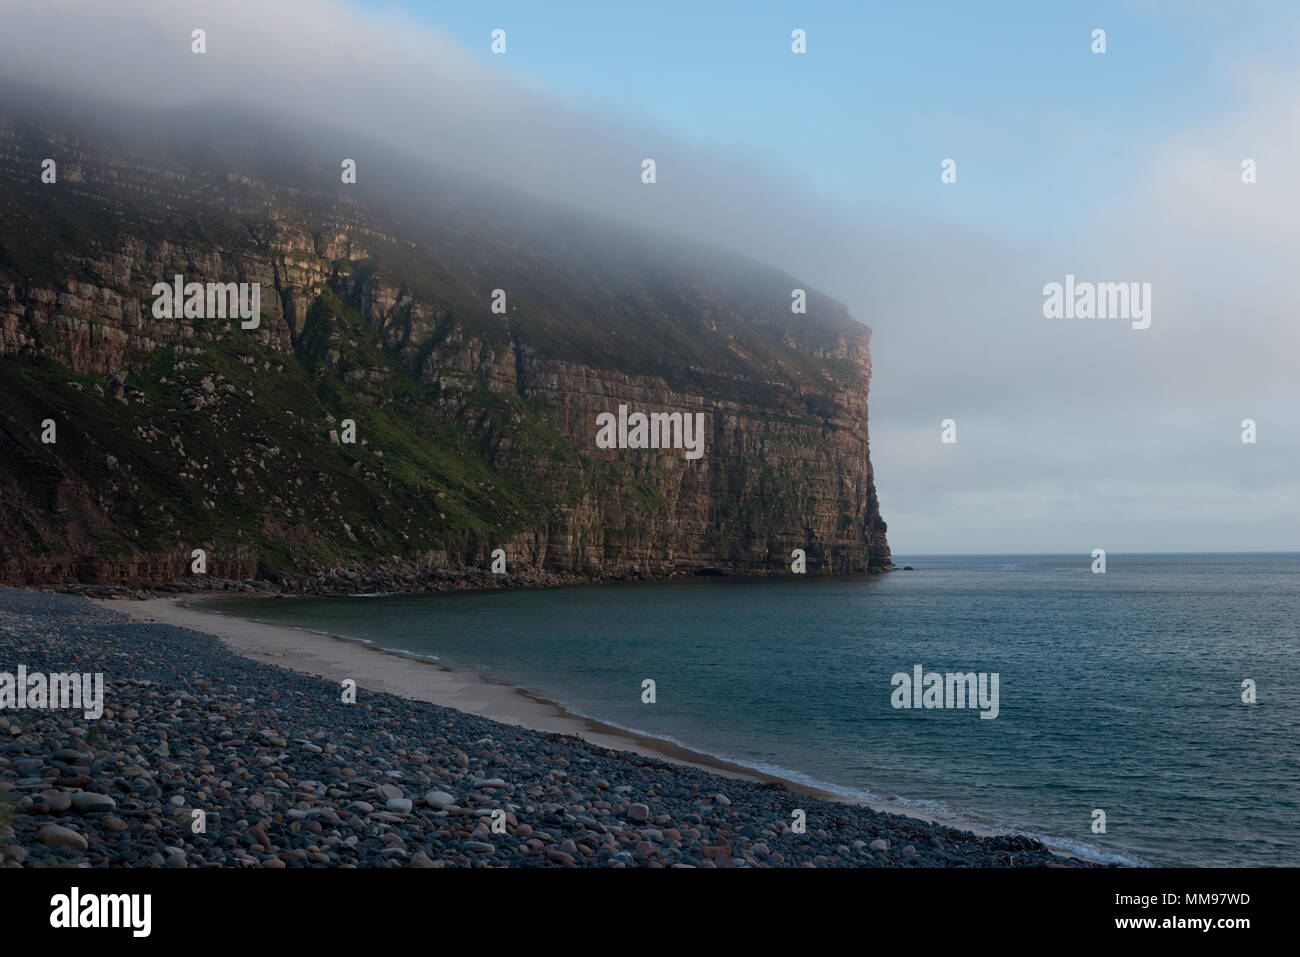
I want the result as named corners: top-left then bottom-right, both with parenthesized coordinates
top-left (197, 554), bottom-right (1300, 866)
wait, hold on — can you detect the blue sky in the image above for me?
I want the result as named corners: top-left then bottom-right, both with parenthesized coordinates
top-left (354, 0), bottom-right (1290, 234)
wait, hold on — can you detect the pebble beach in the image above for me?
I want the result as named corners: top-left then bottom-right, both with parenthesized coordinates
top-left (0, 587), bottom-right (1091, 868)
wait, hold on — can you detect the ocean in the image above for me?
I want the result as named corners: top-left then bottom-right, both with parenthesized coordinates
top-left (196, 553), bottom-right (1300, 867)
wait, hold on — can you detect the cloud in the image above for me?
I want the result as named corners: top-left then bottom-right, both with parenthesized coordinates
top-left (1, 0), bottom-right (1296, 551)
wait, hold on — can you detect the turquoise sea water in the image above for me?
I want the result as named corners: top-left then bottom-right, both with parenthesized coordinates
top-left (197, 554), bottom-right (1300, 866)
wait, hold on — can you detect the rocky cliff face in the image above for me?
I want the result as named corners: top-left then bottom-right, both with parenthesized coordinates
top-left (0, 88), bottom-right (890, 588)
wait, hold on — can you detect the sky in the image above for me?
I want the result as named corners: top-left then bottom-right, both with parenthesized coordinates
top-left (1, 0), bottom-right (1297, 553)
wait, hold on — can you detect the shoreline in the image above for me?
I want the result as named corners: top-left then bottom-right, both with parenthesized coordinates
top-left (4, 586), bottom-right (1091, 868)
top-left (93, 593), bottom-right (1036, 847)
top-left (92, 596), bottom-right (857, 802)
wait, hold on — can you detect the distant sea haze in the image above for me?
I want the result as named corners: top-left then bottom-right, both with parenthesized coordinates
top-left (201, 553), bottom-right (1300, 867)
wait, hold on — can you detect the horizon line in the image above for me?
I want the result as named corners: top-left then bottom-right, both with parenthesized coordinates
top-left (888, 550), bottom-right (1300, 557)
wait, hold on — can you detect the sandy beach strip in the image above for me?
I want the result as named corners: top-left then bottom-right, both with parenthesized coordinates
top-left (83, 593), bottom-right (1091, 852)
top-left (91, 595), bottom-right (857, 801)
top-left (3, 587), bottom-right (1087, 867)
top-left (91, 593), bottom-right (1026, 836)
